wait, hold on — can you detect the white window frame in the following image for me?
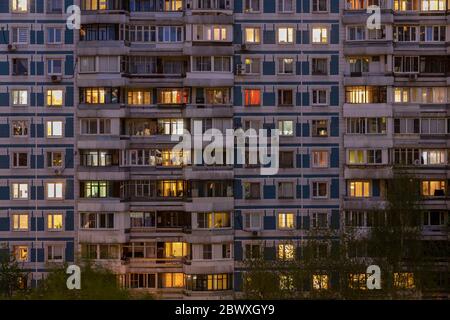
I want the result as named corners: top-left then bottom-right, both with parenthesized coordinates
top-left (11, 89), bottom-right (29, 106)
top-left (46, 120), bottom-right (64, 138)
top-left (12, 182), bottom-right (29, 200)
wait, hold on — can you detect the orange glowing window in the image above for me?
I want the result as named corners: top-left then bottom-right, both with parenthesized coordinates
top-left (244, 89), bottom-right (261, 106)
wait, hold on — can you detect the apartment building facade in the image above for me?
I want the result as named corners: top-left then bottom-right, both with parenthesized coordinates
top-left (343, 0), bottom-right (449, 297)
top-left (0, 0), bottom-right (76, 287)
top-left (0, 0), bottom-right (448, 299)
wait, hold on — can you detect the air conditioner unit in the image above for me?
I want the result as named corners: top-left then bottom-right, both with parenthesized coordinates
top-left (54, 168), bottom-right (63, 175)
top-left (51, 75), bottom-right (62, 82)
top-left (408, 73), bottom-right (418, 81)
top-left (186, 0), bottom-right (191, 9)
top-left (413, 159), bottom-right (421, 166)
top-left (7, 44), bottom-right (17, 51)
top-left (251, 230), bottom-right (259, 237)
top-left (240, 43), bottom-right (248, 51)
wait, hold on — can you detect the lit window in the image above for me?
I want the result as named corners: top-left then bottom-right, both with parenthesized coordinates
top-left (279, 274), bottom-right (294, 290)
top-left (164, 0), bottom-right (183, 11)
top-left (349, 273), bottom-right (367, 290)
top-left (46, 89), bottom-right (63, 107)
top-left (12, 213), bottom-right (28, 231)
top-left (393, 272), bottom-right (415, 289)
top-left (348, 150), bottom-right (365, 164)
top-left (12, 0), bottom-right (28, 12)
top-left (48, 213), bottom-right (63, 230)
top-left (12, 90), bottom-right (28, 106)
top-left (278, 212), bottom-right (294, 229)
top-left (312, 274), bottom-right (329, 290)
top-left (277, 27), bottom-right (294, 44)
top-left (421, 180), bottom-right (446, 197)
top-left (161, 273), bottom-right (185, 288)
top-left (349, 181), bottom-right (370, 197)
top-left (46, 120), bottom-right (63, 137)
top-left (244, 89), bottom-right (261, 106)
top-left (157, 89), bottom-right (188, 104)
top-left (278, 120), bottom-right (294, 136)
top-left (164, 242), bottom-right (188, 258)
top-left (127, 90), bottom-right (151, 105)
top-left (12, 183), bottom-right (29, 199)
top-left (421, 0), bottom-right (445, 11)
top-left (312, 27), bottom-right (328, 43)
top-left (421, 150), bottom-right (446, 165)
top-left (312, 150), bottom-right (328, 168)
top-left (245, 27), bottom-right (261, 43)
top-left (46, 182), bottom-right (64, 199)
top-left (14, 246), bottom-right (29, 262)
top-left (277, 243), bottom-right (295, 260)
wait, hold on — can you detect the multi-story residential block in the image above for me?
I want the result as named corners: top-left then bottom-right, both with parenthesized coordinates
top-left (233, 0), bottom-right (342, 294)
top-left (343, 0), bottom-right (449, 298)
top-left (77, 0), bottom-right (234, 299)
top-left (0, 0), bottom-right (76, 287)
top-left (0, 0), bottom-right (448, 300)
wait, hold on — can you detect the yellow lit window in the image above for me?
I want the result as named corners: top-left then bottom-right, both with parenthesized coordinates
top-left (127, 90), bottom-right (151, 105)
top-left (394, 272), bottom-right (415, 289)
top-left (312, 274), bottom-right (329, 290)
top-left (277, 244), bottom-right (295, 260)
top-left (161, 150), bottom-right (183, 166)
top-left (312, 27), bottom-right (328, 43)
top-left (163, 273), bottom-right (185, 288)
top-left (46, 90), bottom-right (63, 107)
top-left (46, 121), bottom-right (63, 137)
top-left (277, 27), bottom-right (294, 44)
top-left (12, 213), bottom-right (28, 231)
top-left (164, 0), bottom-right (183, 11)
top-left (210, 27), bottom-right (227, 41)
top-left (348, 150), bottom-right (365, 164)
top-left (349, 273), bottom-right (367, 290)
top-left (12, 0), bottom-right (28, 12)
top-left (164, 242), bottom-right (188, 258)
top-left (14, 246), bottom-right (29, 262)
top-left (349, 181), bottom-right (370, 197)
top-left (279, 274), bottom-right (294, 290)
top-left (422, 180), bottom-right (446, 197)
top-left (245, 27), bottom-right (260, 43)
top-left (421, 0), bottom-right (445, 11)
top-left (278, 213), bottom-right (294, 229)
top-left (214, 212), bottom-right (230, 228)
top-left (158, 89), bottom-right (188, 104)
top-left (48, 213), bottom-right (63, 230)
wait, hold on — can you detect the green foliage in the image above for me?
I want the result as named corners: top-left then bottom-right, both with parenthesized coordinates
top-left (0, 252), bottom-right (27, 298)
top-left (14, 262), bottom-right (153, 300)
